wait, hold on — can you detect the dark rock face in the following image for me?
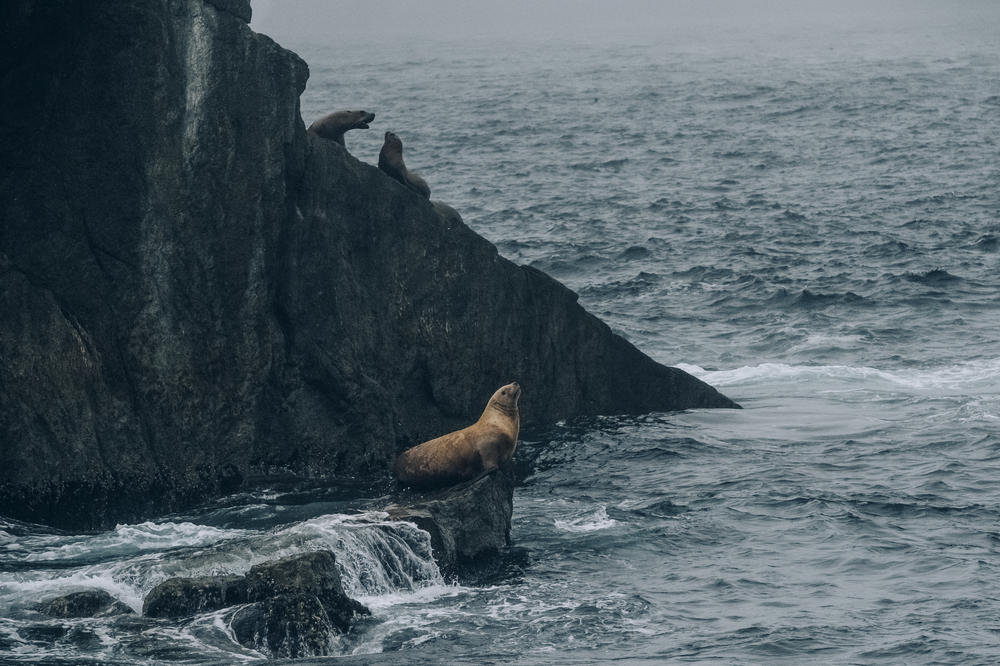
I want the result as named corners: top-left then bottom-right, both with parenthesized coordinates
top-left (0, 0), bottom-right (737, 529)
top-left (142, 575), bottom-right (250, 618)
top-left (230, 593), bottom-right (336, 659)
top-left (0, 0), bottom-right (308, 528)
top-left (40, 589), bottom-right (134, 618)
top-left (203, 0), bottom-right (251, 21)
top-left (243, 551), bottom-right (370, 633)
top-left (233, 552), bottom-right (371, 658)
top-left (388, 466), bottom-right (515, 574)
top-left (139, 552), bottom-right (369, 658)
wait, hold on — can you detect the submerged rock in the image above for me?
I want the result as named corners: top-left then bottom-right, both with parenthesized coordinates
top-left (138, 551), bottom-right (368, 659)
top-left (143, 575), bottom-right (250, 618)
top-left (40, 589), bottom-right (134, 618)
top-left (233, 552), bottom-right (370, 658)
top-left (0, 0), bottom-right (738, 529)
top-left (231, 593), bottom-right (337, 659)
top-left (388, 466), bottom-right (515, 574)
top-left (244, 551), bottom-right (369, 633)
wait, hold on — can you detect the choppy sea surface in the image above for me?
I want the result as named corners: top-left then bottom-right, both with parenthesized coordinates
top-left (3, 9), bottom-right (1000, 664)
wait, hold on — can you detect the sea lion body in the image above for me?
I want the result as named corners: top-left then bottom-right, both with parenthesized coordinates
top-left (379, 131), bottom-right (431, 198)
top-left (308, 110), bottom-right (375, 145)
top-left (431, 200), bottom-right (463, 227)
top-left (395, 382), bottom-right (521, 489)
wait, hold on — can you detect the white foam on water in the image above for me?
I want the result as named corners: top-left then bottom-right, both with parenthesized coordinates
top-left (345, 584), bottom-right (475, 656)
top-left (554, 506), bottom-right (618, 533)
top-left (180, 608), bottom-right (269, 662)
top-left (678, 357), bottom-right (1000, 395)
top-left (17, 520), bottom-right (253, 563)
top-left (786, 332), bottom-right (866, 354)
top-left (0, 558), bottom-right (163, 613)
top-left (255, 511), bottom-right (444, 597)
top-left (0, 510), bottom-right (446, 620)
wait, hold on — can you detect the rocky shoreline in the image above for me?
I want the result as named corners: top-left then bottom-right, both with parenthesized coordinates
top-left (35, 469), bottom-right (514, 659)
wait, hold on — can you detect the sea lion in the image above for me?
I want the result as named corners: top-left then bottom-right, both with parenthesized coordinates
top-left (394, 382), bottom-right (522, 489)
top-left (378, 131), bottom-right (431, 198)
top-left (307, 110), bottom-right (375, 146)
top-left (431, 200), bottom-right (463, 227)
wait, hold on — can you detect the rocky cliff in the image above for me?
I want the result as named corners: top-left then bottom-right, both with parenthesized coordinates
top-left (0, 0), bottom-right (737, 529)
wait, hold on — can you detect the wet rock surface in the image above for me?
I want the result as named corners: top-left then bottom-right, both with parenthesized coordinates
top-left (140, 551), bottom-right (369, 659)
top-left (231, 593), bottom-right (338, 659)
top-left (244, 550), bottom-right (370, 633)
top-left (388, 466), bottom-right (515, 575)
top-left (142, 575), bottom-right (250, 618)
top-left (40, 590), bottom-right (134, 619)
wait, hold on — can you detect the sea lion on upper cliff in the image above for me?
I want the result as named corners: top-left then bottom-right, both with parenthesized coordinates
top-left (394, 382), bottom-right (521, 489)
top-left (431, 200), bottom-right (463, 228)
top-left (307, 110), bottom-right (375, 146)
top-left (378, 131), bottom-right (431, 198)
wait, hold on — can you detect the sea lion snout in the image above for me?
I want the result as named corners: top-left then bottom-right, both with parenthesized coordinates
top-left (499, 382), bottom-right (522, 402)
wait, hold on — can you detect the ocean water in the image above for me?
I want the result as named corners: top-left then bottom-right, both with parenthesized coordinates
top-left (3, 5), bottom-right (1000, 663)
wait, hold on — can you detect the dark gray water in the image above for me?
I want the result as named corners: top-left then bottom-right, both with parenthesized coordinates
top-left (3, 5), bottom-right (999, 663)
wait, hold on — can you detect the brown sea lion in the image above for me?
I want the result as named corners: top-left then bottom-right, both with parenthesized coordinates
top-left (394, 382), bottom-right (522, 489)
top-left (378, 131), bottom-right (431, 198)
top-left (307, 110), bottom-right (375, 146)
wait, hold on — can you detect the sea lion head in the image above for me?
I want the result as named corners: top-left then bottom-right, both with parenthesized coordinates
top-left (383, 130), bottom-right (403, 152)
top-left (350, 110), bottom-right (375, 129)
top-left (488, 382), bottom-right (522, 414)
top-left (308, 110), bottom-right (376, 145)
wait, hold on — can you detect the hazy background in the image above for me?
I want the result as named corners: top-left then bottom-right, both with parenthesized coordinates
top-left (251, 0), bottom-right (999, 52)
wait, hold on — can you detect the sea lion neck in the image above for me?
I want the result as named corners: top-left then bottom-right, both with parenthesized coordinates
top-left (485, 400), bottom-right (519, 418)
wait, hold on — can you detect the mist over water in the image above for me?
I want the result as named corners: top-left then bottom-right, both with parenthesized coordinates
top-left (3, 2), bottom-right (999, 662)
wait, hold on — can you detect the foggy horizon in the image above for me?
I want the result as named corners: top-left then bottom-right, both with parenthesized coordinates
top-left (251, 0), bottom-right (998, 51)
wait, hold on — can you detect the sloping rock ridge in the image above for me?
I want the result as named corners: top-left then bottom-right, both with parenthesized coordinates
top-left (0, 0), bottom-right (738, 529)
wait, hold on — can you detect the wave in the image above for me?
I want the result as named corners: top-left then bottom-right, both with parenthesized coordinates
top-left (973, 234), bottom-right (998, 251)
top-left (767, 288), bottom-right (871, 309)
top-left (568, 158), bottom-right (629, 171)
top-left (618, 245), bottom-right (652, 261)
top-left (903, 268), bottom-right (962, 285)
top-left (8, 521), bottom-right (252, 565)
top-left (0, 512), bottom-right (444, 616)
top-left (677, 358), bottom-right (1000, 393)
top-left (554, 506), bottom-right (618, 533)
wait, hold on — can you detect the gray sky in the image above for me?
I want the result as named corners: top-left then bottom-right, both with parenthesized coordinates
top-left (250, 0), bottom-right (994, 46)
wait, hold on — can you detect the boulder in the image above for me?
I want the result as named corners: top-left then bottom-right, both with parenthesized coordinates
top-left (40, 589), bottom-right (133, 618)
top-left (229, 551), bottom-right (370, 658)
top-left (230, 593), bottom-right (337, 659)
top-left (387, 466), bottom-right (515, 574)
top-left (137, 551), bottom-right (369, 659)
top-left (244, 551), bottom-right (369, 632)
top-left (142, 575), bottom-right (250, 618)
